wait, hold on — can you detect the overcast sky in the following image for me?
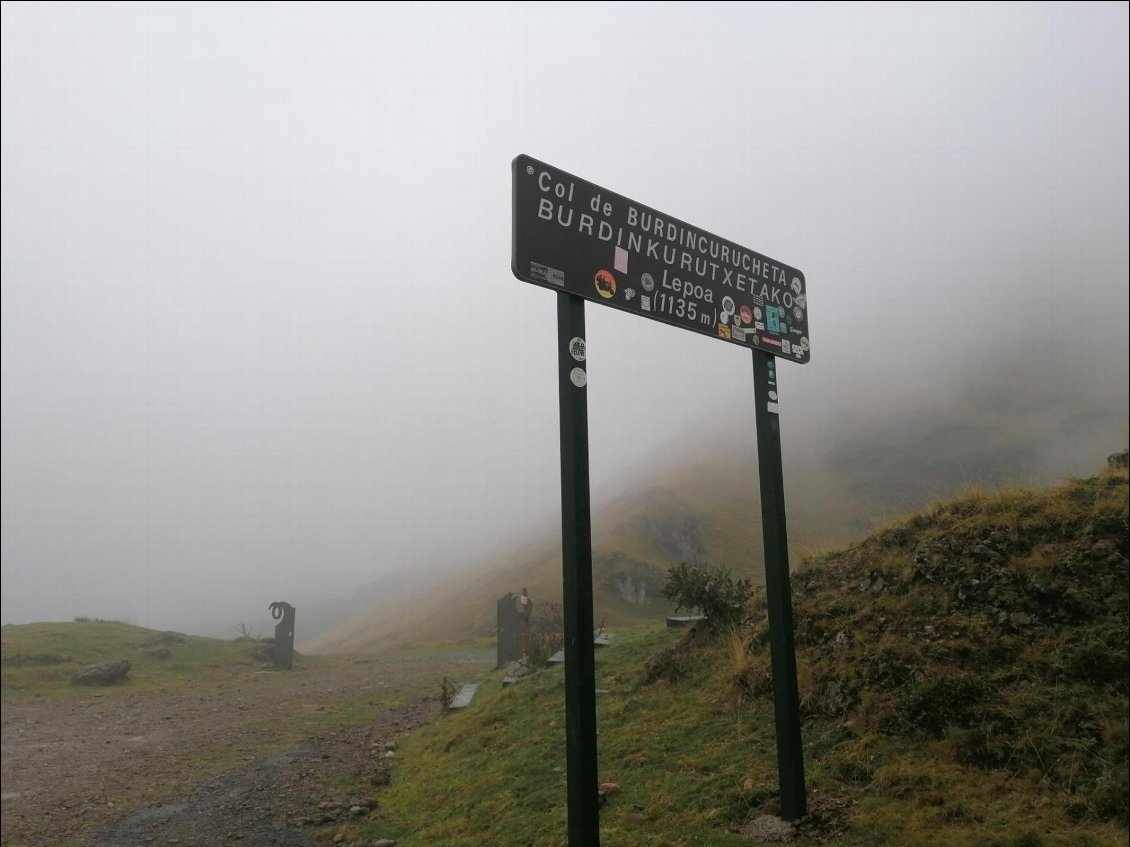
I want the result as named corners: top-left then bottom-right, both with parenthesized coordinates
top-left (3, 2), bottom-right (1127, 635)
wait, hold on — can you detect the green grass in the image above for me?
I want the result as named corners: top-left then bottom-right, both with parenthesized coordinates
top-left (316, 625), bottom-right (1126, 847)
top-left (4, 471), bottom-right (1125, 846)
top-left (319, 470), bottom-right (1128, 847)
top-left (369, 627), bottom-right (774, 847)
top-left (0, 620), bottom-right (272, 697)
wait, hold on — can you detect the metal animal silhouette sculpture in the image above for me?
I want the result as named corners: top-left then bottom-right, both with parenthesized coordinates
top-left (269, 601), bottom-right (296, 670)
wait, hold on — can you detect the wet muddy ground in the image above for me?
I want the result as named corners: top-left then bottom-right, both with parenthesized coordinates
top-left (1, 648), bottom-right (492, 846)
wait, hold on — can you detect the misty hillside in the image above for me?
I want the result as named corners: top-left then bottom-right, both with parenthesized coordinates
top-left (302, 462), bottom-right (755, 653)
top-left (303, 368), bottom-right (1124, 653)
top-left (329, 466), bottom-right (1129, 847)
top-left (821, 349), bottom-right (1128, 514)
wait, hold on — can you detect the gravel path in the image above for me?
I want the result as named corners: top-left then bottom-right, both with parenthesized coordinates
top-left (2, 649), bottom-right (489, 846)
top-left (94, 700), bottom-right (437, 847)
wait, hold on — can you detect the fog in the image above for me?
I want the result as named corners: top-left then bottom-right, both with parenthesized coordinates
top-left (3, 2), bottom-right (1127, 637)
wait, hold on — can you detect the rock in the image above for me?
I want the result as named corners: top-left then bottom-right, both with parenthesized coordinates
top-left (73, 660), bottom-right (131, 686)
top-left (859, 572), bottom-right (886, 593)
top-left (666, 615), bottom-right (706, 628)
top-left (349, 805), bottom-right (365, 815)
top-left (383, 740), bottom-right (398, 751)
top-left (373, 841), bottom-right (397, 847)
top-left (147, 647), bottom-right (171, 660)
top-left (598, 782), bottom-right (620, 806)
top-left (1107, 449), bottom-right (1128, 469)
top-left (972, 544), bottom-right (1003, 564)
top-left (252, 643), bottom-right (274, 663)
top-left (740, 814), bottom-right (795, 842)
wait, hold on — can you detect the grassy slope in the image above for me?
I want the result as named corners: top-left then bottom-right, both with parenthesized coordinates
top-left (0, 620), bottom-right (266, 697)
top-left (305, 445), bottom-right (867, 654)
top-left (325, 469), bottom-right (1127, 847)
top-left (772, 468), bottom-right (1129, 831)
top-left (306, 397), bottom-right (1120, 656)
top-left (0, 620), bottom-right (475, 714)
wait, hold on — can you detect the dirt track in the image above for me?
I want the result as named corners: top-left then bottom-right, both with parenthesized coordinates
top-left (1, 650), bottom-right (490, 846)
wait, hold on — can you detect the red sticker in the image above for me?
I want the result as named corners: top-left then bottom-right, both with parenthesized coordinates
top-left (594, 270), bottom-right (617, 299)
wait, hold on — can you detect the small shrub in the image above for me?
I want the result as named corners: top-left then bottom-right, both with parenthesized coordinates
top-left (1089, 765), bottom-right (1129, 823)
top-left (523, 603), bottom-right (564, 668)
top-left (894, 674), bottom-right (991, 737)
top-left (1056, 628), bottom-right (1129, 687)
top-left (440, 676), bottom-right (457, 712)
top-left (662, 562), bottom-right (753, 631)
top-left (951, 726), bottom-right (1013, 769)
top-left (644, 644), bottom-right (690, 684)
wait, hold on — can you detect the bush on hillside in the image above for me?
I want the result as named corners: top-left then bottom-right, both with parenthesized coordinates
top-left (662, 562), bottom-right (753, 631)
top-left (523, 602), bottom-right (565, 667)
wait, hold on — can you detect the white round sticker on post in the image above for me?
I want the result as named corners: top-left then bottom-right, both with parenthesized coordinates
top-left (569, 367), bottom-right (587, 388)
top-left (568, 337), bottom-right (586, 362)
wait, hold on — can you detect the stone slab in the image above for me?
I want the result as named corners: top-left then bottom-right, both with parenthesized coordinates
top-left (666, 615), bottom-right (706, 628)
top-left (447, 683), bottom-right (479, 710)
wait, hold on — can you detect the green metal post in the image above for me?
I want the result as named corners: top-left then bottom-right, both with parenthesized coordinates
top-left (752, 350), bottom-right (807, 820)
top-left (556, 292), bottom-right (601, 846)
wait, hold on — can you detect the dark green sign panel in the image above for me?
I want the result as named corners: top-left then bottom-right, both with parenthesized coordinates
top-left (512, 154), bottom-right (810, 363)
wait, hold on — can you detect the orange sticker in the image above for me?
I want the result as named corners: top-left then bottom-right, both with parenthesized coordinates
top-left (594, 269), bottom-right (617, 299)
top-left (717, 324), bottom-right (732, 339)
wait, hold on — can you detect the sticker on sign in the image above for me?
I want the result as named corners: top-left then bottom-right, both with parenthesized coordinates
top-left (529, 262), bottom-right (565, 287)
top-left (512, 154), bottom-right (810, 362)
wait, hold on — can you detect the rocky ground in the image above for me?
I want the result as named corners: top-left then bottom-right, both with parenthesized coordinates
top-left (94, 700), bottom-right (436, 847)
top-left (1, 649), bottom-right (490, 846)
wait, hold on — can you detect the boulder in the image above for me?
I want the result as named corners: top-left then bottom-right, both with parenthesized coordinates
top-left (73, 659), bottom-right (131, 685)
top-left (253, 642), bottom-right (274, 662)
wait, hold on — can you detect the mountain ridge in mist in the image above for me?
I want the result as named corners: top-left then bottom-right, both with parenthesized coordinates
top-left (303, 342), bottom-right (1126, 653)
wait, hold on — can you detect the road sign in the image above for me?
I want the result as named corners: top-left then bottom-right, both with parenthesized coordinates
top-left (515, 155), bottom-right (810, 844)
top-left (512, 154), bottom-right (811, 363)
